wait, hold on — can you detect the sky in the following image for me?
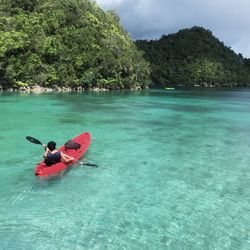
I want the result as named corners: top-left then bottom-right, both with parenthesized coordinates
top-left (95, 0), bottom-right (250, 58)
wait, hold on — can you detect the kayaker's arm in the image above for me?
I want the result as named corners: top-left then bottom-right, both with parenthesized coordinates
top-left (61, 152), bottom-right (74, 163)
top-left (43, 147), bottom-right (49, 158)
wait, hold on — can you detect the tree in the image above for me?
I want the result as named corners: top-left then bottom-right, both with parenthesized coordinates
top-left (136, 26), bottom-right (250, 87)
top-left (0, 0), bottom-right (150, 89)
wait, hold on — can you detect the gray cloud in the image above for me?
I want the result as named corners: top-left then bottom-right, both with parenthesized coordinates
top-left (95, 0), bottom-right (250, 58)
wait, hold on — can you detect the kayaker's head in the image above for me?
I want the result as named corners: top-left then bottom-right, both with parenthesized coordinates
top-left (47, 141), bottom-right (56, 151)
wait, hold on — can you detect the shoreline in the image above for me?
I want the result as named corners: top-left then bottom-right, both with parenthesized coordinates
top-left (0, 85), bottom-right (144, 93)
top-left (0, 84), bottom-right (249, 93)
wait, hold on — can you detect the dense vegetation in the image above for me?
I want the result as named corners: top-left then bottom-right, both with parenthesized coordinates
top-left (0, 0), bottom-right (150, 90)
top-left (136, 27), bottom-right (250, 87)
top-left (1, 1), bottom-right (249, 91)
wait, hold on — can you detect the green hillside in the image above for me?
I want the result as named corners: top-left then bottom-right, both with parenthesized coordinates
top-left (0, 0), bottom-right (150, 90)
top-left (136, 26), bottom-right (250, 87)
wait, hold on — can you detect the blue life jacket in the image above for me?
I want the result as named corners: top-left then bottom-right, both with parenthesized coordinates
top-left (45, 151), bottom-right (61, 166)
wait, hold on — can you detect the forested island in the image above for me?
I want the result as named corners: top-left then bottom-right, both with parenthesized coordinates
top-left (0, 0), bottom-right (250, 91)
top-left (0, 0), bottom-right (150, 91)
top-left (136, 26), bottom-right (250, 87)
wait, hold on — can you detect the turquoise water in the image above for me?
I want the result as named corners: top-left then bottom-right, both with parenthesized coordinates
top-left (0, 89), bottom-right (249, 249)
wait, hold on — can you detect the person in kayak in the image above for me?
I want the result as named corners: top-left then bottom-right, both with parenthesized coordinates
top-left (43, 141), bottom-right (74, 166)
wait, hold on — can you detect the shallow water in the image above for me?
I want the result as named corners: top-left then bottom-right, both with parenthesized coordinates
top-left (0, 89), bottom-right (249, 249)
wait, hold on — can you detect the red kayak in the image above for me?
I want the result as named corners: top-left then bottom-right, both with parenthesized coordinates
top-left (34, 132), bottom-right (91, 177)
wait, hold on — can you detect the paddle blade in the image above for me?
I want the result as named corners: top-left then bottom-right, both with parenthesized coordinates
top-left (83, 163), bottom-right (98, 167)
top-left (26, 136), bottom-right (43, 145)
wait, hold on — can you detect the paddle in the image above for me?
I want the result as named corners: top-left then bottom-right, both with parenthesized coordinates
top-left (26, 136), bottom-right (43, 146)
top-left (26, 136), bottom-right (98, 167)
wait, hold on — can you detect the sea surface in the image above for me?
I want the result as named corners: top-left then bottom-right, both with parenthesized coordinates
top-left (0, 89), bottom-right (249, 250)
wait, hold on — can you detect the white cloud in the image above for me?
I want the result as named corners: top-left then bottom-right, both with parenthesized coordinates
top-left (95, 0), bottom-right (250, 57)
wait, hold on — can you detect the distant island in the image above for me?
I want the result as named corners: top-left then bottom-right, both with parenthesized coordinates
top-left (0, 0), bottom-right (250, 92)
top-left (136, 26), bottom-right (250, 88)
